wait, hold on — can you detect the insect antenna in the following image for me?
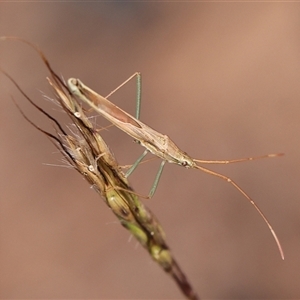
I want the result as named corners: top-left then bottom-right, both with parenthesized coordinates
top-left (194, 163), bottom-right (284, 260)
top-left (194, 152), bottom-right (284, 164)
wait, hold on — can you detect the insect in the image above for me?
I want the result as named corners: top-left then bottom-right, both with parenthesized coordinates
top-left (67, 76), bottom-right (284, 260)
top-left (68, 77), bottom-right (282, 190)
top-left (0, 36), bottom-right (284, 260)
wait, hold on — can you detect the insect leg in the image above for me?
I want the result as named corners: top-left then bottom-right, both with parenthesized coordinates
top-left (104, 71), bottom-right (142, 119)
top-left (135, 72), bottom-right (142, 120)
top-left (125, 149), bottom-right (148, 177)
top-left (105, 72), bottom-right (140, 99)
top-left (148, 160), bottom-right (166, 198)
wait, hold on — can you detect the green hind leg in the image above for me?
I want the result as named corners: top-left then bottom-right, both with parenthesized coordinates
top-left (123, 73), bottom-right (165, 197)
top-left (125, 149), bottom-right (148, 177)
top-left (148, 160), bottom-right (166, 198)
top-left (135, 73), bottom-right (142, 120)
top-left (125, 153), bottom-right (166, 198)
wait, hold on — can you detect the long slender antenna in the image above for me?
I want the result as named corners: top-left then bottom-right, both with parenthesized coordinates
top-left (194, 153), bottom-right (284, 164)
top-left (194, 164), bottom-right (284, 260)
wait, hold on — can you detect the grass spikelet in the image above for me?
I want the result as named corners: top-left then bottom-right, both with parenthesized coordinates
top-left (1, 37), bottom-right (199, 300)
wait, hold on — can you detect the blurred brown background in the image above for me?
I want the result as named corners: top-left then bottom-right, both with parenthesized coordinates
top-left (1, 3), bottom-right (299, 299)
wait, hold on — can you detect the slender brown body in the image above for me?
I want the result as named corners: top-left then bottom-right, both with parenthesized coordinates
top-left (68, 78), bottom-right (196, 167)
top-left (67, 77), bottom-right (284, 260)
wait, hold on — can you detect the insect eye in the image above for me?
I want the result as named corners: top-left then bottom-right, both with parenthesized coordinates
top-left (181, 161), bottom-right (188, 167)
